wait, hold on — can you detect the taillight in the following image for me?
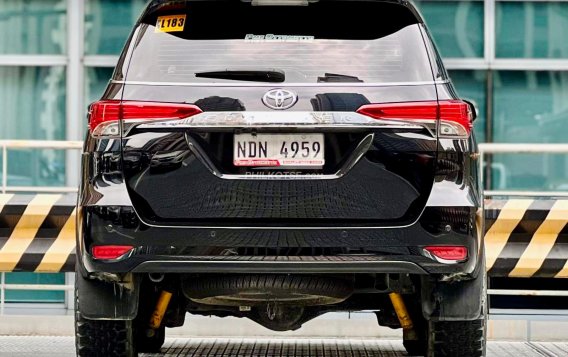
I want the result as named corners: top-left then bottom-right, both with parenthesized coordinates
top-left (91, 245), bottom-right (134, 260)
top-left (423, 245), bottom-right (468, 263)
top-left (88, 100), bottom-right (202, 137)
top-left (356, 100), bottom-right (473, 137)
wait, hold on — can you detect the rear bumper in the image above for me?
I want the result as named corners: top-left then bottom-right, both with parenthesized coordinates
top-left (131, 257), bottom-right (429, 275)
top-left (78, 199), bottom-right (483, 278)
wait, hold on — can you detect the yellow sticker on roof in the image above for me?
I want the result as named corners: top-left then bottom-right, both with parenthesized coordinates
top-left (155, 15), bottom-right (186, 33)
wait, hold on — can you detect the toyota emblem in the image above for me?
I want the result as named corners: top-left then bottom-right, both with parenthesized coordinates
top-left (262, 89), bottom-right (298, 110)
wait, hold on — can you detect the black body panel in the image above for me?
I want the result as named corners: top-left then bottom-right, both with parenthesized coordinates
top-left (77, 123), bottom-right (482, 278)
top-left (122, 127), bottom-right (436, 225)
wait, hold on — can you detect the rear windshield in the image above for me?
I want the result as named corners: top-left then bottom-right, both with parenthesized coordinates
top-left (125, 0), bottom-right (434, 84)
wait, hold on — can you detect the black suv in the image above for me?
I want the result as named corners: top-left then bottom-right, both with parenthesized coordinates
top-left (75, 1), bottom-right (486, 356)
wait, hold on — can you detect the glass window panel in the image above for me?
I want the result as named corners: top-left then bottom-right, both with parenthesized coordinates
top-left (0, 0), bottom-right (66, 54)
top-left (0, 66), bottom-right (66, 187)
top-left (490, 153), bottom-right (568, 192)
top-left (85, 0), bottom-right (147, 55)
top-left (492, 71), bottom-right (568, 191)
top-left (5, 273), bottom-right (65, 303)
top-left (414, 1), bottom-right (484, 58)
top-left (448, 70), bottom-right (487, 142)
top-left (85, 67), bottom-right (115, 105)
top-left (496, 2), bottom-right (568, 58)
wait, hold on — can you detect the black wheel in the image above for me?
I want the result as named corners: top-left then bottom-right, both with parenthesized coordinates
top-left (427, 319), bottom-right (486, 357)
top-left (75, 282), bottom-right (136, 357)
top-left (426, 266), bottom-right (487, 357)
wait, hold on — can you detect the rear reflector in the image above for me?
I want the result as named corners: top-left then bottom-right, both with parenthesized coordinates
top-left (92, 245), bottom-right (134, 260)
top-left (88, 100), bottom-right (202, 136)
top-left (356, 100), bottom-right (473, 137)
top-left (424, 246), bottom-right (468, 262)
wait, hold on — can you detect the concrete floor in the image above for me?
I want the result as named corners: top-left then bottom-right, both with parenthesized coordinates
top-left (2, 312), bottom-right (568, 342)
top-left (2, 309), bottom-right (568, 356)
top-left (2, 336), bottom-right (568, 357)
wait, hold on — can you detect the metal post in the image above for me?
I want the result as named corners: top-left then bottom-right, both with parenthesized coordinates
top-left (1, 272), bottom-right (5, 316)
top-left (64, 0), bottom-right (85, 313)
top-left (2, 144), bottom-right (6, 194)
top-left (484, 70), bottom-right (494, 191)
top-left (65, 0), bottom-right (85, 189)
top-left (480, 151), bottom-right (485, 192)
top-left (484, 0), bottom-right (495, 192)
top-left (485, 0), bottom-right (496, 65)
top-left (65, 272), bottom-right (75, 312)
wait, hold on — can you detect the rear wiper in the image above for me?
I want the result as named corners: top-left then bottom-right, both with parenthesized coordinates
top-left (195, 69), bottom-right (285, 83)
top-left (318, 73), bottom-right (363, 83)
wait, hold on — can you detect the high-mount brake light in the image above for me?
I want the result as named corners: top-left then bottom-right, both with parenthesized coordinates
top-left (88, 100), bottom-right (202, 137)
top-left (356, 100), bottom-right (473, 137)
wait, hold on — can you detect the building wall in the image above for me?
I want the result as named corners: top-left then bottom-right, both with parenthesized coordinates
top-left (0, 0), bottom-right (567, 302)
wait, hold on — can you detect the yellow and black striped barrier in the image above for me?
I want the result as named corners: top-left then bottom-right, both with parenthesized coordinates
top-left (1, 194), bottom-right (568, 278)
top-left (486, 199), bottom-right (568, 278)
top-left (0, 194), bottom-right (76, 273)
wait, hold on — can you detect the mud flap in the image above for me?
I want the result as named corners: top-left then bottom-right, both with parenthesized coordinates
top-left (76, 273), bottom-right (140, 320)
top-left (420, 270), bottom-right (486, 322)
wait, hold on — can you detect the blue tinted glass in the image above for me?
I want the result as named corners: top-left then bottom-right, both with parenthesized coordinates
top-left (85, 0), bottom-right (147, 55)
top-left (414, 1), bottom-right (484, 58)
top-left (497, 2), bottom-right (568, 58)
top-left (492, 71), bottom-right (568, 191)
top-left (448, 70), bottom-right (487, 142)
top-left (85, 67), bottom-right (114, 104)
top-left (6, 273), bottom-right (65, 303)
top-left (0, 67), bottom-right (66, 187)
top-left (493, 71), bottom-right (568, 144)
top-left (0, 0), bottom-right (66, 54)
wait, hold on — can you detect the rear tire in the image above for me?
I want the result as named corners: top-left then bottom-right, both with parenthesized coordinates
top-left (75, 283), bottom-right (136, 357)
top-left (426, 266), bottom-right (487, 357)
top-left (428, 319), bottom-right (486, 357)
top-left (401, 305), bottom-right (486, 357)
top-left (403, 260), bottom-right (487, 356)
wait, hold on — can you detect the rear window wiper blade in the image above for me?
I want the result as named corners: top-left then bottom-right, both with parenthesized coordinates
top-left (195, 69), bottom-right (285, 83)
top-left (318, 73), bottom-right (363, 83)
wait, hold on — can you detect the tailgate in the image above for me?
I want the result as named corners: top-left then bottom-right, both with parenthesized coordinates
top-left (120, 86), bottom-right (438, 226)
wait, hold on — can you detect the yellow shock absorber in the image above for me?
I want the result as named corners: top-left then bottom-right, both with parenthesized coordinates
top-left (388, 292), bottom-right (417, 340)
top-left (149, 290), bottom-right (173, 330)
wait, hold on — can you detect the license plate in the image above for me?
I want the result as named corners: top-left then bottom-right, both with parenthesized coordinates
top-left (234, 133), bottom-right (325, 167)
